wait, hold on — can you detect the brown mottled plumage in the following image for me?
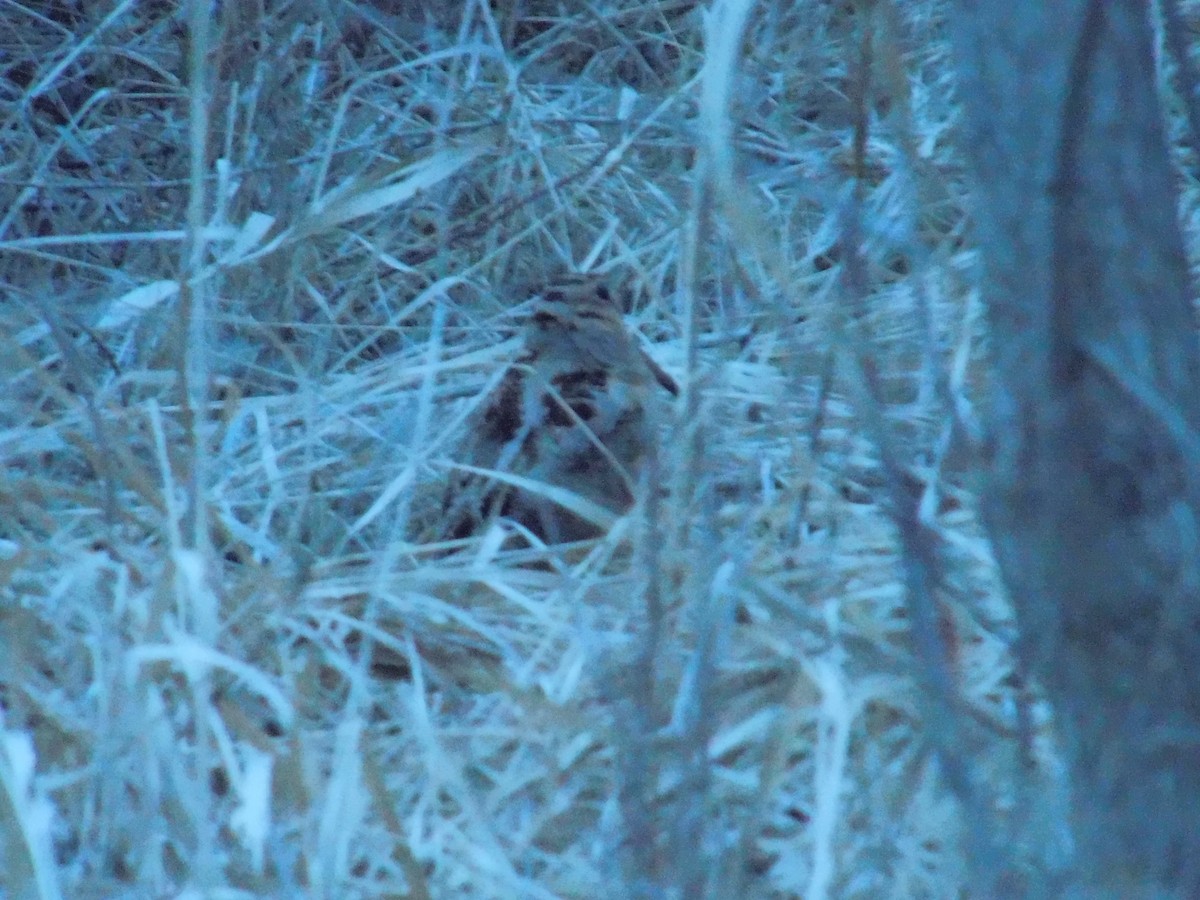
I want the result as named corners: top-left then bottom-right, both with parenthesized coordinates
top-left (445, 276), bottom-right (677, 544)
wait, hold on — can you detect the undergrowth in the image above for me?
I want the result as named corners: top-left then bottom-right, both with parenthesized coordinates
top-left (0, 1), bottom-right (1031, 897)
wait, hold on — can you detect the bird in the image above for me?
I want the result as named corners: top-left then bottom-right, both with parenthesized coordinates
top-left (443, 275), bottom-right (678, 545)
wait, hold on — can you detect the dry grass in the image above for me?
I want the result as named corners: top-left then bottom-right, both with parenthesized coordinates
top-left (0, 1), bottom-right (1032, 897)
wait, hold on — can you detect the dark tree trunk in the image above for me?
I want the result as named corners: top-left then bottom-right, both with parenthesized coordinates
top-left (948, 2), bottom-right (1200, 894)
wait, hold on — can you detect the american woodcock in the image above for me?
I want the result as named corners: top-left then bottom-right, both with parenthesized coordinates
top-left (445, 275), bottom-right (678, 544)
